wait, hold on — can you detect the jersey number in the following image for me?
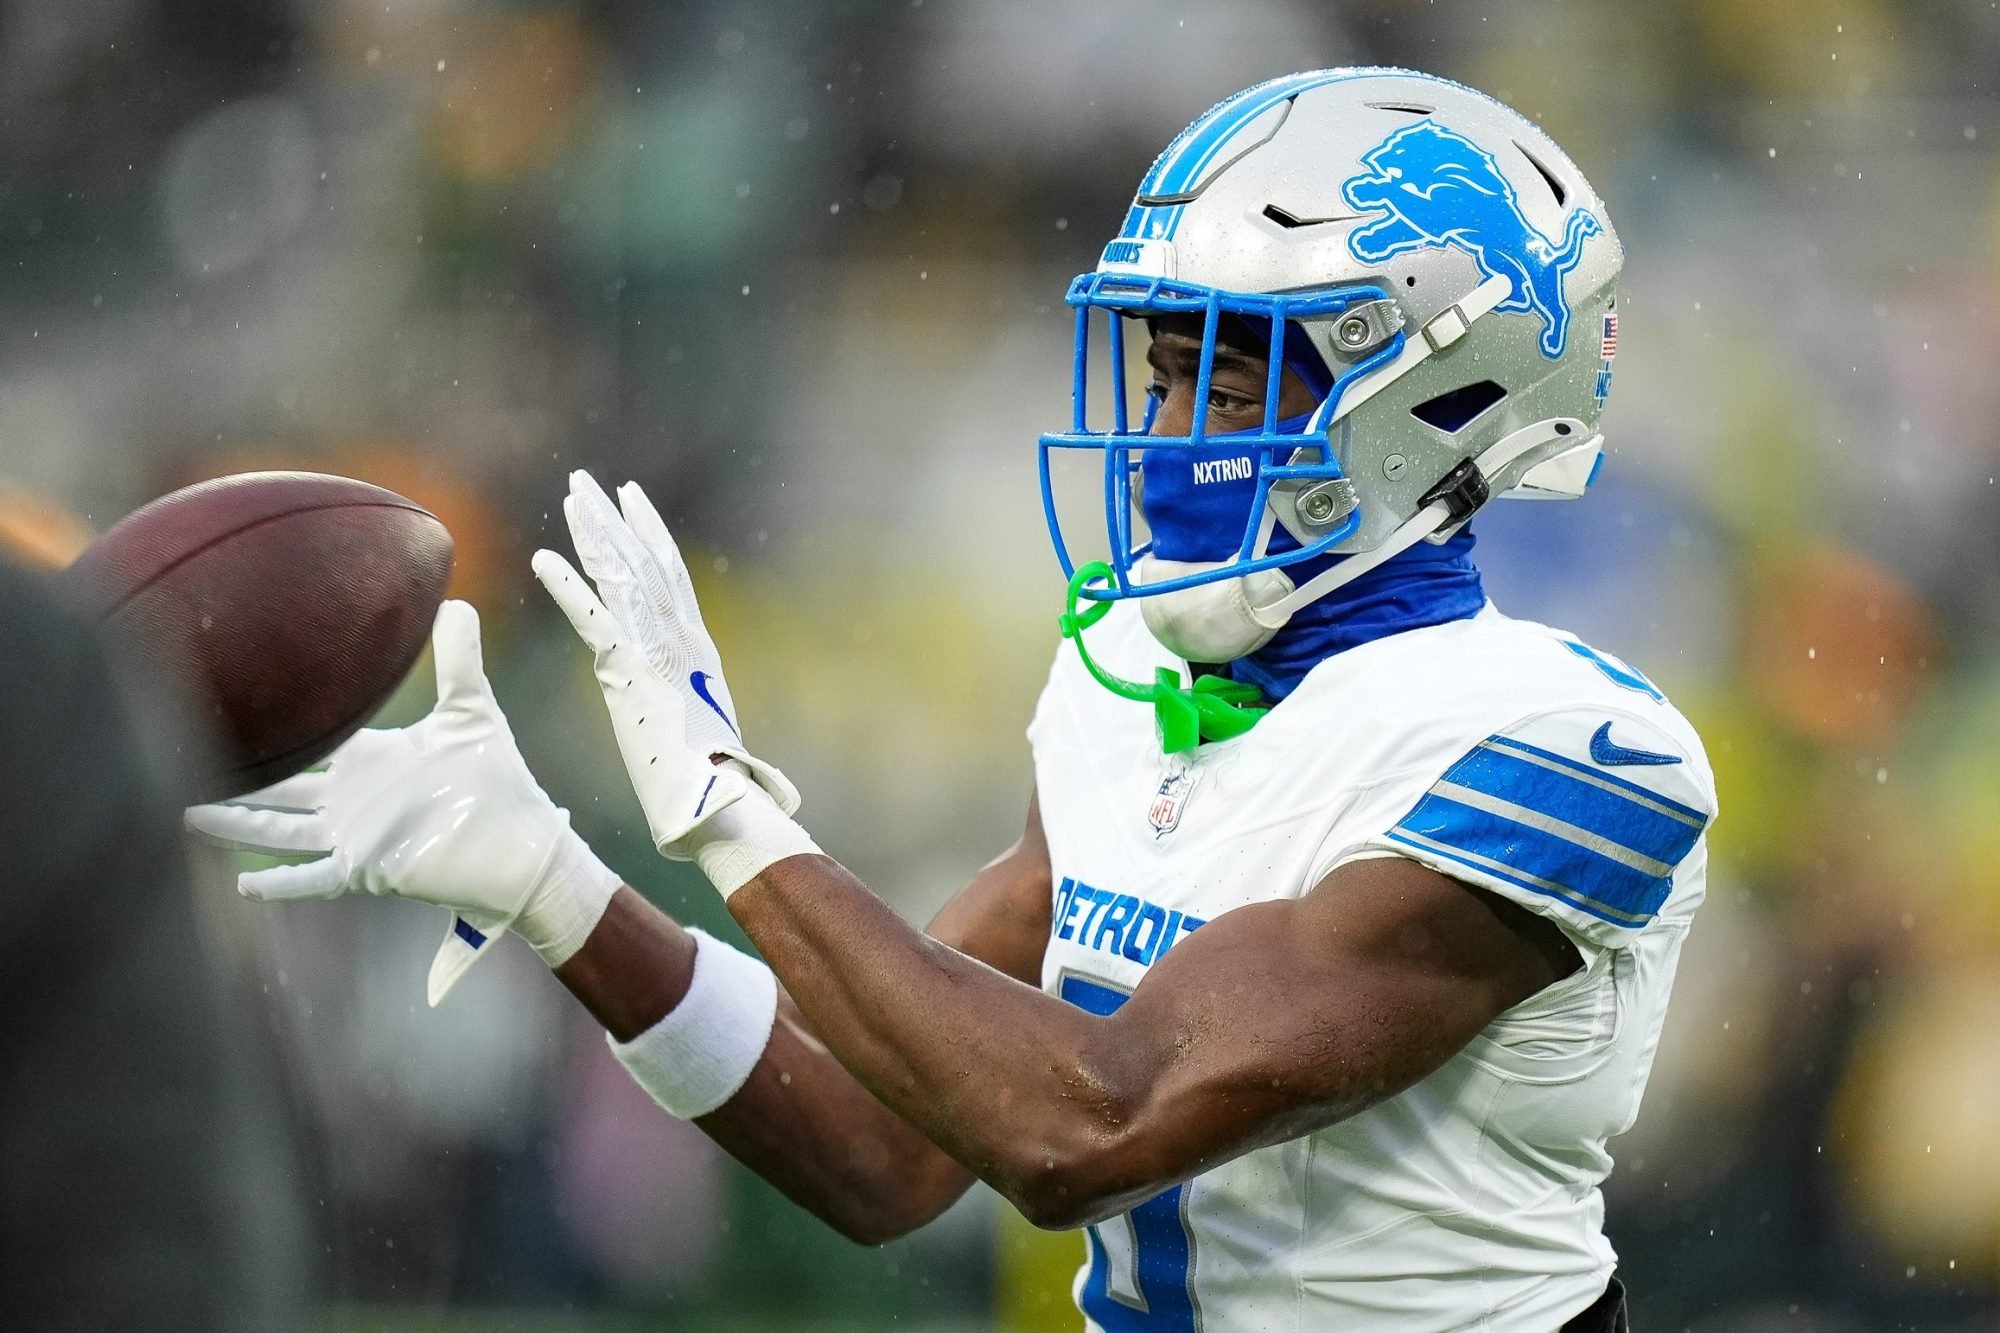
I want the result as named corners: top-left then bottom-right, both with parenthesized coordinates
top-left (1059, 976), bottom-right (1198, 1331)
top-left (1561, 639), bottom-right (1663, 701)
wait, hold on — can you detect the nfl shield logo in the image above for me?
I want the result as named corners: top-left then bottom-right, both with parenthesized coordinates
top-left (1147, 758), bottom-right (1200, 838)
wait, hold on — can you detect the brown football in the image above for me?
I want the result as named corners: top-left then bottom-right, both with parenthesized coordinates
top-left (64, 471), bottom-right (454, 799)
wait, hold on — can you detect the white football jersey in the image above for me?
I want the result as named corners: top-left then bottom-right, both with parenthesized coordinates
top-left (1027, 601), bottom-right (1717, 1333)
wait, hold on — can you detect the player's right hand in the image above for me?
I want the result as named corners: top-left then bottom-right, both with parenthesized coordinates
top-left (184, 600), bottom-right (620, 1006)
top-left (555, 471), bottom-right (800, 816)
top-left (530, 472), bottom-right (800, 861)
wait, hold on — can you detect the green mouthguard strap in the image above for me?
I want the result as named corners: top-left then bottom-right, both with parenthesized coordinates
top-left (1058, 561), bottom-right (1269, 754)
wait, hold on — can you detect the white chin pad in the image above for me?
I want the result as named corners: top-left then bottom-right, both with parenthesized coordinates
top-left (1134, 556), bottom-right (1294, 663)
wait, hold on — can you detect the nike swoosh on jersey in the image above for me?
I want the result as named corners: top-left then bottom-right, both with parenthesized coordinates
top-left (689, 670), bottom-right (740, 737)
top-left (1589, 721), bottom-right (1681, 767)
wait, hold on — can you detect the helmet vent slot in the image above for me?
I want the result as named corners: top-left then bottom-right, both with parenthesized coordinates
top-left (1261, 203), bottom-right (1356, 229)
top-left (1516, 143), bottom-right (1568, 206)
top-left (1366, 101), bottom-right (1433, 116)
top-left (1411, 381), bottom-right (1507, 434)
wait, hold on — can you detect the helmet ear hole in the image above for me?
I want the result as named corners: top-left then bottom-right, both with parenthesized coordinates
top-left (1410, 380), bottom-right (1508, 433)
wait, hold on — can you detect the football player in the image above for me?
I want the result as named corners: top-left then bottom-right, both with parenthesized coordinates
top-left (191, 69), bottom-right (1710, 1331)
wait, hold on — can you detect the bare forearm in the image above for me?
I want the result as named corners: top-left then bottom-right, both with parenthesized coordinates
top-left (555, 888), bottom-right (971, 1242)
top-left (699, 998), bottom-right (973, 1243)
top-left (729, 856), bottom-right (1131, 1216)
top-left (554, 887), bottom-right (697, 1040)
top-left (725, 853), bottom-right (1568, 1231)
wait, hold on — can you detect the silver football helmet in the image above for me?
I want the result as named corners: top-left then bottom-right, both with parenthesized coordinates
top-left (1038, 67), bottom-right (1624, 663)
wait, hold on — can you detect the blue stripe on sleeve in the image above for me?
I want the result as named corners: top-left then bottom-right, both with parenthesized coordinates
top-left (1390, 733), bottom-right (1711, 929)
top-left (1441, 742), bottom-right (1705, 868)
top-left (1391, 793), bottom-right (1672, 925)
top-left (1486, 735), bottom-right (1705, 820)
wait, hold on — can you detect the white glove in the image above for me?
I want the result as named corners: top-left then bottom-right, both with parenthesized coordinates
top-left (184, 600), bottom-right (621, 1005)
top-left (533, 476), bottom-right (819, 894)
top-left (561, 472), bottom-right (799, 814)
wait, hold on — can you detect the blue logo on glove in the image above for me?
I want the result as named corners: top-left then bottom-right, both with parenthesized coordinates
top-left (1342, 120), bottom-right (1602, 358)
top-left (691, 773), bottom-right (720, 818)
top-left (689, 670), bottom-right (740, 738)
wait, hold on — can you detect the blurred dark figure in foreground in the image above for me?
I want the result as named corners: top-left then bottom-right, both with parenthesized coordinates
top-left (0, 554), bottom-right (302, 1330)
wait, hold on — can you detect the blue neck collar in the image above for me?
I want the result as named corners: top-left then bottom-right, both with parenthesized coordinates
top-left (1230, 529), bottom-right (1486, 701)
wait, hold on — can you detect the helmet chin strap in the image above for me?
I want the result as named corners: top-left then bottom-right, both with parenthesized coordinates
top-left (1251, 500), bottom-right (1450, 627)
top-left (1252, 416), bottom-right (1590, 626)
top-left (1127, 495), bottom-right (1452, 671)
top-left (1076, 418), bottom-right (1575, 752)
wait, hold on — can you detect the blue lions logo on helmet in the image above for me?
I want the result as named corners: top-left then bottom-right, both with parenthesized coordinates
top-left (1341, 120), bottom-right (1602, 359)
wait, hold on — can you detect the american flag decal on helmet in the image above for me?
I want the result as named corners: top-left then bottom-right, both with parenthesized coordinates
top-left (1594, 310), bottom-right (1618, 408)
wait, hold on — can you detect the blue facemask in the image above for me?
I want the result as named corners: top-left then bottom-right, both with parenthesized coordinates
top-left (1044, 291), bottom-right (1485, 750)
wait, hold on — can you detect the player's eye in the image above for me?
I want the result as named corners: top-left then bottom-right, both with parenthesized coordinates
top-left (1145, 380), bottom-right (1168, 403)
top-left (1208, 387), bottom-right (1257, 415)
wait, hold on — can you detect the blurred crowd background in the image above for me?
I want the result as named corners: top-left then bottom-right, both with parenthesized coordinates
top-left (4, 0), bottom-right (2000, 1329)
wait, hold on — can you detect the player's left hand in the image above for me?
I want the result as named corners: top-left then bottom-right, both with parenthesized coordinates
top-left (184, 600), bottom-right (622, 1005)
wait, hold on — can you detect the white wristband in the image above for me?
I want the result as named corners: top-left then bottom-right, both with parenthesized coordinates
top-left (688, 784), bottom-right (823, 898)
top-left (608, 928), bottom-right (779, 1119)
